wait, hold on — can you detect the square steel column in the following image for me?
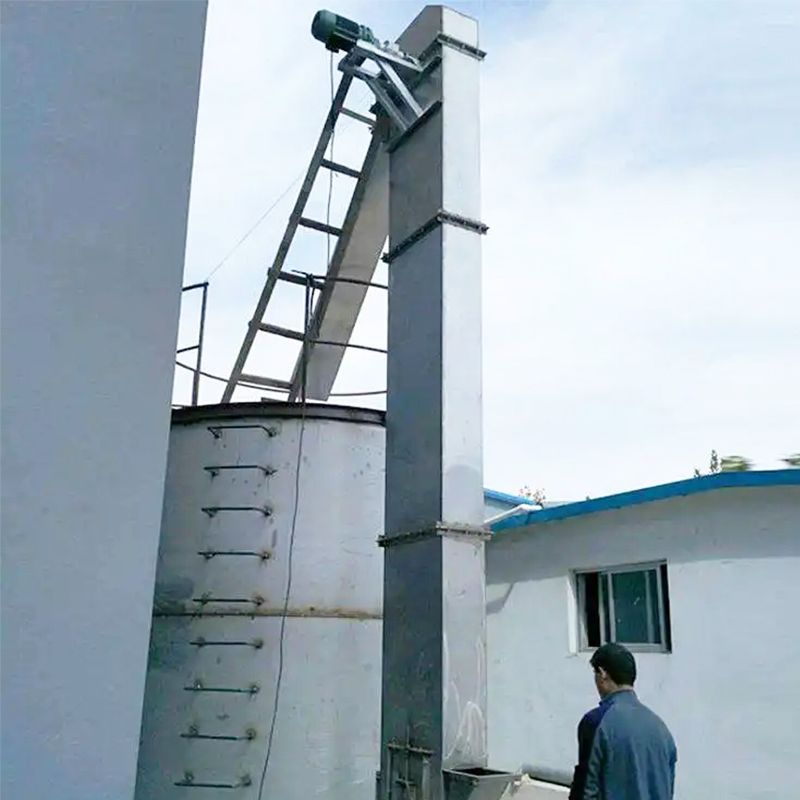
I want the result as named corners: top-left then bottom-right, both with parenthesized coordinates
top-left (380, 8), bottom-right (511, 800)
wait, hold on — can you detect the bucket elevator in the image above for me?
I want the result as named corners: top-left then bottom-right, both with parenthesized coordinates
top-left (140, 6), bottom-right (516, 800)
top-left (220, 6), bottom-right (518, 800)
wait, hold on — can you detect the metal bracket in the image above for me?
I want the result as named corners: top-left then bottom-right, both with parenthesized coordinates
top-left (184, 679), bottom-right (260, 695)
top-left (189, 637), bottom-right (264, 649)
top-left (175, 771), bottom-right (252, 789)
top-left (387, 100), bottom-right (442, 154)
top-left (207, 424), bottom-right (277, 439)
top-left (350, 40), bottom-right (423, 74)
top-left (341, 41), bottom-right (426, 133)
top-left (384, 210), bottom-right (489, 264)
top-left (204, 464), bottom-right (275, 478)
top-left (180, 724), bottom-right (257, 742)
top-left (197, 548), bottom-right (272, 561)
top-left (201, 505), bottom-right (272, 518)
top-left (379, 522), bottom-right (490, 549)
top-left (191, 593), bottom-right (265, 607)
top-left (382, 741), bottom-right (434, 800)
top-left (419, 33), bottom-right (487, 64)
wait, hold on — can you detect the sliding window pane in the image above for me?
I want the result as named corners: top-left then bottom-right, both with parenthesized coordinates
top-left (611, 570), bottom-right (650, 644)
top-left (647, 568), bottom-right (662, 644)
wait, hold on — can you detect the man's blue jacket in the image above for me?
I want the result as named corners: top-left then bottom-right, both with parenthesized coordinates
top-left (569, 689), bottom-right (677, 800)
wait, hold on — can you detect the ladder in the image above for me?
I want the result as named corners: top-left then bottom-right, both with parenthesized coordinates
top-left (221, 70), bottom-right (389, 404)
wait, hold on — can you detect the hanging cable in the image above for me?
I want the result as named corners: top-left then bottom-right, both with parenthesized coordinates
top-left (203, 172), bottom-right (304, 283)
top-left (255, 357), bottom-right (306, 800)
top-left (326, 51), bottom-right (336, 270)
top-left (329, 389), bottom-right (386, 397)
top-left (255, 54), bottom-right (335, 800)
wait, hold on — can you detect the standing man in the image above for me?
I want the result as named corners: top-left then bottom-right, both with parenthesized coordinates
top-left (569, 643), bottom-right (677, 800)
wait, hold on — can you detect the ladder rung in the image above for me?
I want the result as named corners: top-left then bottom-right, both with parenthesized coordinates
top-left (278, 272), bottom-right (325, 290)
top-left (239, 373), bottom-right (291, 391)
top-left (321, 159), bottom-right (361, 179)
top-left (340, 107), bottom-right (375, 127)
top-left (299, 218), bottom-right (342, 237)
top-left (259, 323), bottom-right (304, 342)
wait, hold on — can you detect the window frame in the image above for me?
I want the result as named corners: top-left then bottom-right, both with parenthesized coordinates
top-left (575, 561), bottom-right (671, 654)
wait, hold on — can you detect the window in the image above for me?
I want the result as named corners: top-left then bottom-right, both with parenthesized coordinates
top-left (576, 562), bottom-right (672, 652)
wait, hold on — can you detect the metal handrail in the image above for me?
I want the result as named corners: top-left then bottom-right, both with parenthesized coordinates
top-left (179, 281), bottom-right (209, 406)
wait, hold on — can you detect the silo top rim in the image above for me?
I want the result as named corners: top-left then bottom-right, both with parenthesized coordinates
top-left (171, 401), bottom-right (385, 427)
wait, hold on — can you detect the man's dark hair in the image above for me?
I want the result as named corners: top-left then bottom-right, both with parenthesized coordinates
top-left (590, 643), bottom-right (637, 686)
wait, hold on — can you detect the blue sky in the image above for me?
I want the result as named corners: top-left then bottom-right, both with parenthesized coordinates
top-left (177, 0), bottom-right (800, 500)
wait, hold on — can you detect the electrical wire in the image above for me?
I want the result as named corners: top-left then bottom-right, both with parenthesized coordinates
top-left (203, 172), bottom-right (304, 283)
top-left (200, 49), bottom-right (348, 287)
top-left (256, 365), bottom-right (306, 800)
top-left (326, 51), bottom-right (336, 270)
top-left (255, 53), bottom-right (335, 800)
top-left (330, 389), bottom-right (386, 397)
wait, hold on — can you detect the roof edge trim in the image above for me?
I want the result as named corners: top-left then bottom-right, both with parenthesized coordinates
top-left (492, 469), bottom-right (800, 532)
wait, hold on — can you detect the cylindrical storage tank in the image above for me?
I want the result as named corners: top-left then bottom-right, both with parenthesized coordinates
top-left (135, 402), bottom-right (385, 800)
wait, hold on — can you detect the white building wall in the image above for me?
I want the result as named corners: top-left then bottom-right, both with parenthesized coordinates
top-left (486, 486), bottom-right (800, 800)
top-left (0, 4), bottom-right (206, 799)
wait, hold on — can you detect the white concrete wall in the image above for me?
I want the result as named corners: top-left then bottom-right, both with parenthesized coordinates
top-left (486, 486), bottom-right (800, 800)
top-left (0, 3), bottom-right (206, 799)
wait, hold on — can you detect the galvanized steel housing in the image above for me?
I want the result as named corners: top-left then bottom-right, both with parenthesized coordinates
top-left (136, 402), bottom-right (385, 799)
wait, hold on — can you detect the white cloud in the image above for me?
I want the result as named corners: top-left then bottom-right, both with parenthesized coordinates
top-left (178, 0), bottom-right (800, 499)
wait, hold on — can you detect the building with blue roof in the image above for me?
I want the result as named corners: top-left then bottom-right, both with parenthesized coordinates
top-left (485, 469), bottom-right (800, 799)
top-left (484, 488), bottom-right (571, 524)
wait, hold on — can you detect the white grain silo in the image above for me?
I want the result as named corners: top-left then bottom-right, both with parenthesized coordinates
top-left (135, 403), bottom-right (385, 799)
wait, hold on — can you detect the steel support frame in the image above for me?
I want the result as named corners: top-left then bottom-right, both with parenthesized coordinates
top-left (342, 40), bottom-right (425, 133)
top-left (221, 70), bottom-right (358, 403)
top-left (287, 39), bottom-right (423, 401)
top-left (380, 7), bottom-right (511, 800)
top-left (225, 29), bottom-right (436, 403)
top-left (179, 281), bottom-right (209, 406)
top-left (287, 123), bottom-right (390, 401)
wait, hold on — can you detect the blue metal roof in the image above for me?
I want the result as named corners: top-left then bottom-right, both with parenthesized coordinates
top-left (492, 469), bottom-right (800, 533)
top-left (484, 488), bottom-right (532, 506)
